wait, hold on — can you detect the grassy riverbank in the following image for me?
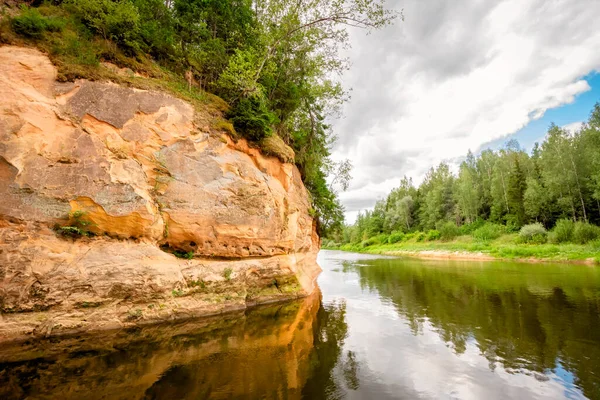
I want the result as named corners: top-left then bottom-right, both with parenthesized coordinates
top-left (324, 234), bottom-right (600, 264)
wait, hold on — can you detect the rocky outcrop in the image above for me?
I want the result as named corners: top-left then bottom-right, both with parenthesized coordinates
top-left (0, 46), bottom-right (321, 340)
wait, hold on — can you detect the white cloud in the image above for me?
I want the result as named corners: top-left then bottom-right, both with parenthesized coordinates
top-left (562, 121), bottom-right (585, 133)
top-left (332, 0), bottom-right (600, 222)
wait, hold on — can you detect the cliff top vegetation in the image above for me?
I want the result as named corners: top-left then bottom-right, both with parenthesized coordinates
top-left (0, 0), bottom-right (399, 235)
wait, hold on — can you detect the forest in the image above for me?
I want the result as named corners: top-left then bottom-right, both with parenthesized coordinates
top-left (1, 0), bottom-right (397, 235)
top-left (328, 103), bottom-right (600, 249)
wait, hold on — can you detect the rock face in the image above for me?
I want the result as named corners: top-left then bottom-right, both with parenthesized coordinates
top-left (0, 46), bottom-right (321, 340)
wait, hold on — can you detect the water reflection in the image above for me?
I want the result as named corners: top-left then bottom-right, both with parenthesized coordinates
top-left (1, 251), bottom-right (600, 399)
top-left (317, 250), bottom-right (600, 399)
top-left (0, 292), bottom-right (327, 400)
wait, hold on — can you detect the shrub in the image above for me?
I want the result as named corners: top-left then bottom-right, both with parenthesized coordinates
top-left (437, 221), bottom-right (459, 241)
top-left (173, 250), bottom-right (194, 259)
top-left (547, 231), bottom-right (558, 244)
top-left (472, 223), bottom-right (505, 241)
top-left (361, 237), bottom-right (378, 247)
top-left (223, 268), bottom-right (233, 280)
top-left (11, 7), bottom-right (65, 38)
top-left (404, 232), bottom-right (417, 241)
top-left (426, 229), bottom-right (441, 241)
top-left (376, 234), bottom-right (389, 244)
top-left (227, 97), bottom-right (277, 141)
top-left (322, 239), bottom-right (337, 248)
top-left (64, 0), bottom-right (141, 51)
top-left (518, 223), bottom-right (548, 244)
top-left (214, 119), bottom-right (237, 137)
top-left (572, 222), bottom-right (600, 244)
top-left (57, 210), bottom-right (95, 238)
top-left (458, 218), bottom-right (485, 235)
top-left (388, 231), bottom-right (405, 244)
top-left (552, 219), bottom-right (574, 243)
top-left (260, 134), bottom-right (295, 163)
top-left (415, 232), bottom-right (426, 242)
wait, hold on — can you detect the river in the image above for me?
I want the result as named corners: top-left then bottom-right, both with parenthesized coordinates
top-left (1, 250), bottom-right (599, 399)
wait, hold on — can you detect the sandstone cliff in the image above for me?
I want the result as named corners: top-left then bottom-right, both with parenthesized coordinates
top-left (0, 46), bottom-right (321, 340)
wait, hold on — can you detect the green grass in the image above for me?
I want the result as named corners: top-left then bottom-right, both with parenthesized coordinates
top-left (324, 234), bottom-right (600, 264)
top-left (0, 4), bottom-right (227, 116)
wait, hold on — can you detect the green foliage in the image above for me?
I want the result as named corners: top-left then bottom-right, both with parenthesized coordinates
top-left (552, 219), bottom-right (575, 244)
top-left (173, 250), bottom-right (194, 259)
top-left (7, 0), bottom-right (397, 238)
top-left (57, 210), bottom-right (95, 238)
top-left (472, 223), bottom-right (505, 242)
top-left (426, 230), bottom-right (441, 241)
top-left (416, 232), bottom-right (426, 242)
top-left (260, 135), bottom-right (295, 163)
top-left (64, 0), bottom-right (140, 52)
top-left (403, 232), bottom-right (418, 241)
top-left (322, 239), bottom-right (340, 248)
top-left (437, 221), bottom-right (459, 241)
top-left (227, 96), bottom-right (276, 141)
top-left (518, 223), bottom-right (548, 244)
top-left (126, 308), bottom-right (143, 320)
top-left (11, 6), bottom-right (65, 38)
top-left (357, 234), bottom-right (387, 248)
top-left (223, 268), bottom-right (233, 280)
top-left (458, 218), bottom-right (485, 235)
top-left (572, 222), bottom-right (600, 244)
top-left (188, 279), bottom-right (206, 289)
top-left (388, 231), bottom-right (405, 244)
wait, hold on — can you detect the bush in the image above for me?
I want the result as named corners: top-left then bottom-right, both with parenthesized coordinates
top-left (227, 97), bottom-right (277, 141)
top-left (403, 232), bottom-right (417, 241)
top-left (458, 218), bottom-right (485, 235)
top-left (64, 0), bottom-right (141, 51)
top-left (11, 7), bottom-right (65, 38)
top-left (361, 237), bottom-right (378, 248)
top-left (322, 239), bottom-right (339, 248)
top-left (572, 222), bottom-right (600, 244)
top-left (437, 221), bottom-right (459, 241)
top-left (472, 223), bottom-right (505, 241)
top-left (547, 231), bottom-right (558, 244)
top-left (426, 229), bottom-right (441, 241)
top-left (56, 210), bottom-right (95, 238)
top-left (552, 219), bottom-right (574, 243)
top-left (260, 134), bottom-right (295, 163)
top-left (388, 231), bottom-right (405, 244)
top-left (518, 223), bottom-right (548, 244)
top-left (415, 232), bottom-right (426, 242)
top-left (375, 234), bottom-right (389, 244)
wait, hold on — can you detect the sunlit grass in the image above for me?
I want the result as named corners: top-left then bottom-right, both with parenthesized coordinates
top-left (325, 234), bottom-right (600, 264)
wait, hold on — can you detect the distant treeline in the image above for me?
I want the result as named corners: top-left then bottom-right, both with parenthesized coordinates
top-left (333, 103), bottom-right (600, 244)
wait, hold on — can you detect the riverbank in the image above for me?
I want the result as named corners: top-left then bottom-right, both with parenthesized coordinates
top-left (324, 235), bottom-right (600, 265)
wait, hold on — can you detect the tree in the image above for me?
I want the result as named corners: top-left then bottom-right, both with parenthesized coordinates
top-left (454, 152), bottom-right (480, 224)
top-left (506, 156), bottom-right (526, 227)
top-left (419, 163), bottom-right (455, 230)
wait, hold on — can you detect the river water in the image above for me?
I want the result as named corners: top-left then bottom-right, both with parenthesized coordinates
top-left (1, 250), bottom-right (599, 399)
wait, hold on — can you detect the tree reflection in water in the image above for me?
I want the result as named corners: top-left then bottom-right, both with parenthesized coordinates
top-left (350, 258), bottom-right (600, 399)
top-left (302, 299), bottom-right (352, 399)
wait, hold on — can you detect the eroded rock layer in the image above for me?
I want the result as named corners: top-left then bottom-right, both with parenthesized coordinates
top-left (0, 46), bottom-right (321, 340)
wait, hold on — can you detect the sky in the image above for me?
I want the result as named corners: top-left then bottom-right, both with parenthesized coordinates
top-left (331, 0), bottom-right (600, 223)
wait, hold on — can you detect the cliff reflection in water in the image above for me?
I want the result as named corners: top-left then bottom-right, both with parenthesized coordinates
top-left (0, 291), bottom-right (349, 400)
